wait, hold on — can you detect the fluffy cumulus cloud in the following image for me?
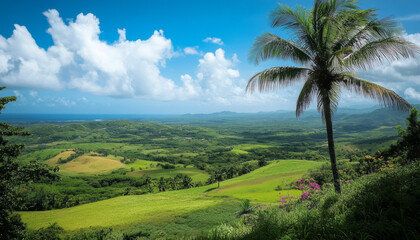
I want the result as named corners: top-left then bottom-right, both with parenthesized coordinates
top-left (360, 33), bottom-right (420, 102)
top-left (0, 9), bottom-right (313, 109)
top-left (0, 24), bottom-right (63, 90)
top-left (182, 48), bottom-right (296, 107)
top-left (0, 9), bottom-right (198, 100)
top-left (181, 48), bottom-right (240, 104)
top-left (404, 88), bottom-right (420, 101)
top-left (183, 46), bottom-right (199, 55)
top-left (203, 37), bottom-right (224, 45)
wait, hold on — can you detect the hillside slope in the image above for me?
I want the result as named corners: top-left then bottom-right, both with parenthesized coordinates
top-left (19, 160), bottom-right (323, 231)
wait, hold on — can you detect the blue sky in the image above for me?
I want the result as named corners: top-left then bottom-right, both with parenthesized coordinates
top-left (1, 0), bottom-right (420, 114)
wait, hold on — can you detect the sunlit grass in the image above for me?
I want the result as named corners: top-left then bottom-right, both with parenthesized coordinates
top-left (230, 149), bottom-right (248, 154)
top-left (233, 144), bottom-right (272, 150)
top-left (127, 166), bottom-right (209, 183)
top-left (19, 160), bottom-right (322, 231)
top-left (123, 159), bottom-right (160, 170)
top-left (47, 152), bottom-right (125, 175)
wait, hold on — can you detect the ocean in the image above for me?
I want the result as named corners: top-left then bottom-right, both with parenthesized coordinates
top-left (0, 113), bottom-right (178, 123)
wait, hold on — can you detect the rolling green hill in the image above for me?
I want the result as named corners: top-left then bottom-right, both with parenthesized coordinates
top-left (18, 160), bottom-right (323, 232)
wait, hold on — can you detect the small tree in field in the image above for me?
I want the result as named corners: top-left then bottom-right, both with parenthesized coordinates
top-left (214, 170), bottom-right (225, 188)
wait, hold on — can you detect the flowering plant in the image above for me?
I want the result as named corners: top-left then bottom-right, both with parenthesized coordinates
top-left (294, 178), bottom-right (320, 200)
top-left (278, 194), bottom-right (295, 207)
top-left (278, 178), bottom-right (321, 207)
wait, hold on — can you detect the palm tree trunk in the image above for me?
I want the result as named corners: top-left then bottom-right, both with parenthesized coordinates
top-left (218, 181), bottom-right (220, 188)
top-left (323, 101), bottom-right (342, 194)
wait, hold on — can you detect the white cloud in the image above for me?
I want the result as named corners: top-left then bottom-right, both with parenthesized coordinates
top-left (13, 90), bottom-right (24, 101)
top-left (55, 97), bottom-right (76, 106)
top-left (194, 48), bottom-right (240, 103)
top-left (29, 90), bottom-right (37, 97)
top-left (0, 24), bottom-right (63, 90)
top-left (182, 48), bottom-right (295, 108)
top-left (203, 37), bottom-right (224, 45)
top-left (360, 33), bottom-right (420, 94)
top-left (0, 9), bottom-right (197, 100)
top-left (184, 46), bottom-right (199, 55)
top-left (118, 28), bottom-right (126, 42)
top-left (0, 9), bottom-right (319, 111)
top-left (397, 14), bottom-right (420, 22)
top-left (0, 10), bottom-right (286, 108)
top-left (404, 88), bottom-right (420, 101)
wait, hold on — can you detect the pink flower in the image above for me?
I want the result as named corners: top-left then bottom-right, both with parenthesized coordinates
top-left (280, 204), bottom-right (284, 207)
top-left (281, 196), bottom-right (287, 199)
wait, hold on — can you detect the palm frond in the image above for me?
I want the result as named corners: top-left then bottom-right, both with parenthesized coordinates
top-left (270, 3), bottom-right (323, 54)
top-left (337, 74), bottom-right (412, 111)
top-left (249, 33), bottom-right (312, 65)
top-left (270, 4), bottom-right (313, 45)
top-left (315, 1), bottom-right (361, 51)
top-left (313, 0), bottom-right (353, 28)
top-left (343, 37), bottom-right (420, 70)
top-left (246, 67), bottom-right (310, 93)
top-left (296, 76), bottom-right (318, 117)
top-left (335, 16), bottom-right (402, 54)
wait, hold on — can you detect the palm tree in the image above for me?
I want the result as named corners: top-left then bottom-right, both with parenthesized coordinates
top-left (157, 177), bottom-right (167, 192)
top-left (182, 175), bottom-right (194, 189)
top-left (214, 170), bottom-right (225, 188)
top-left (247, 0), bottom-right (419, 193)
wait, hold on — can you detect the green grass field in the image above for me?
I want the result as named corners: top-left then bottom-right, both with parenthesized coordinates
top-left (123, 159), bottom-right (160, 170)
top-left (207, 160), bottom-right (322, 203)
top-left (230, 149), bottom-right (248, 154)
top-left (56, 155), bottom-right (125, 175)
top-left (47, 152), bottom-right (126, 175)
top-left (44, 151), bottom-right (210, 183)
top-left (19, 160), bottom-right (323, 231)
top-left (233, 144), bottom-right (272, 150)
top-left (127, 166), bottom-right (210, 183)
top-left (18, 148), bottom-right (66, 163)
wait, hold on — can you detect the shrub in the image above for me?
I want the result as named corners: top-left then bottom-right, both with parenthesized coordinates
top-left (24, 223), bottom-right (63, 240)
top-left (200, 163), bottom-right (420, 240)
top-left (236, 199), bottom-right (255, 217)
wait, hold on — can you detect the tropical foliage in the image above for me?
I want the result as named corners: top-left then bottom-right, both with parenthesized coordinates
top-left (246, 0), bottom-right (419, 193)
top-left (199, 163), bottom-right (420, 240)
top-left (381, 107), bottom-right (420, 163)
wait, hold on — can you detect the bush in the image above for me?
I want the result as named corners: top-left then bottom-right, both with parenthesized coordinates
top-left (24, 223), bottom-right (63, 240)
top-left (200, 163), bottom-right (420, 240)
top-left (65, 227), bottom-right (123, 240)
top-left (236, 199), bottom-right (255, 217)
top-left (308, 160), bottom-right (359, 186)
top-left (160, 163), bottom-right (176, 169)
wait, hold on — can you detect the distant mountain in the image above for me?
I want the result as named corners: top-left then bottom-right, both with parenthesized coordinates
top-left (4, 105), bottom-right (417, 128)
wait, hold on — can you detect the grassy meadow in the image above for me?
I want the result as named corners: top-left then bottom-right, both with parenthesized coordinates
top-left (19, 160), bottom-right (322, 233)
top-left (127, 167), bottom-right (209, 183)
